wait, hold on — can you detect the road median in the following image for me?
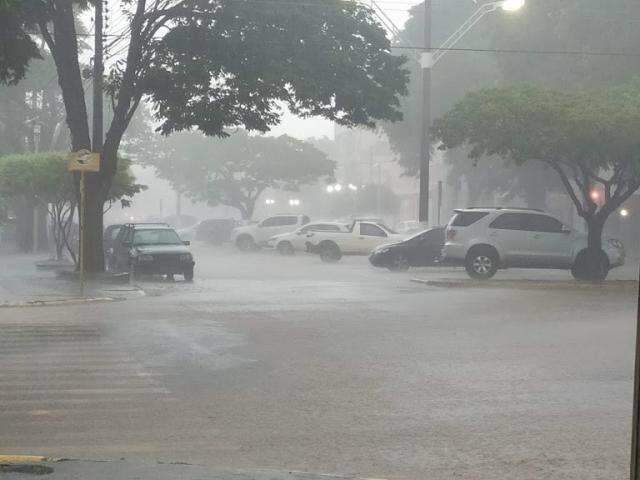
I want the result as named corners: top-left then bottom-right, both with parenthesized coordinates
top-left (411, 277), bottom-right (638, 292)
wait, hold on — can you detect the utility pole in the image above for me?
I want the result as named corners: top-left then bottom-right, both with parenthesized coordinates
top-left (79, 0), bottom-right (103, 289)
top-left (418, 0), bottom-right (432, 224)
top-left (92, 0), bottom-right (104, 152)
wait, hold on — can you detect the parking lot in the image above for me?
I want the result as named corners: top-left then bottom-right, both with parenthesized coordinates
top-left (0, 243), bottom-right (638, 479)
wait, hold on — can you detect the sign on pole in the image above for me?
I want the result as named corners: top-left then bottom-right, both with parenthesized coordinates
top-left (68, 150), bottom-right (101, 296)
top-left (68, 150), bottom-right (101, 172)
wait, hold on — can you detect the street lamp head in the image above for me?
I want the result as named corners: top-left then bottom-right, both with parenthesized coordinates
top-left (501, 0), bottom-right (525, 12)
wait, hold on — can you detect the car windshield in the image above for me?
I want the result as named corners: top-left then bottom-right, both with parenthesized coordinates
top-left (133, 229), bottom-right (182, 245)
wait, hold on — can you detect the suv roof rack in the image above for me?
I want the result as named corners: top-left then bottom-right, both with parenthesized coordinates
top-left (464, 206), bottom-right (544, 213)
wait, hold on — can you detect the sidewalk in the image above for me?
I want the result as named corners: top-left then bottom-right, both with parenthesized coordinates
top-left (0, 250), bottom-right (141, 306)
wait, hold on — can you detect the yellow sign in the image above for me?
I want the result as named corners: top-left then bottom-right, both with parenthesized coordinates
top-left (68, 150), bottom-right (101, 172)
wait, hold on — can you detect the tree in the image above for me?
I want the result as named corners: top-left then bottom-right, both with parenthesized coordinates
top-left (0, 52), bottom-right (71, 250)
top-left (432, 82), bottom-right (640, 280)
top-left (0, 152), bottom-right (144, 262)
top-left (2, 0), bottom-right (408, 272)
top-left (146, 130), bottom-right (335, 219)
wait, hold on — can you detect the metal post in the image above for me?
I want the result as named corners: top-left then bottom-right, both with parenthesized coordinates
top-left (631, 265), bottom-right (640, 479)
top-left (79, 172), bottom-right (86, 296)
top-left (418, 0), bottom-right (432, 224)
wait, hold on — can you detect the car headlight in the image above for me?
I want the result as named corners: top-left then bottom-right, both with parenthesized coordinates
top-left (137, 254), bottom-right (154, 262)
top-left (179, 253), bottom-right (193, 262)
top-left (378, 247), bottom-right (391, 254)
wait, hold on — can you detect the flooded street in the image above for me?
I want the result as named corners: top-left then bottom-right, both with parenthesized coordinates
top-left (0, 245), bottom-right (637, 479)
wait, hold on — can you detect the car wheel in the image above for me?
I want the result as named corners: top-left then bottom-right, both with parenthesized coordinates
top-left (571, 249), bottom-right (609, 282)
top-left (184, 268), bottom-right (194, 282)
top-left (236, 235), bottom-right (255, 251)
top-left (465, 247), bottom-right (499, 280)
top-left (388, 253), bottom-right (410, 272)
top-left (319, 242), bottom-right (342, 263)
top-left (277, 241), bottom-right (295, 256)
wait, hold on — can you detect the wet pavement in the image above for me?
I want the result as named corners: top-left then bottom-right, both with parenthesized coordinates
top-left (0, 243), bottom-right (638, 479)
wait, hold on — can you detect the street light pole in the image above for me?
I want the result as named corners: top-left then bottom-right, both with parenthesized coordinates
top-left (368, 0), bottom-right (525, 225)
top-left (418, 0), bottom-right (432, 224)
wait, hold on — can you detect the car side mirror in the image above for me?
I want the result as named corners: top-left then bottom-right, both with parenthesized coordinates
top-left (183, 240), bottom-right (191, 246)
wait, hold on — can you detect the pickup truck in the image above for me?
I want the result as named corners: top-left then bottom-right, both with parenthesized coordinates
top-left (307, 220), bottom-right (404, 262)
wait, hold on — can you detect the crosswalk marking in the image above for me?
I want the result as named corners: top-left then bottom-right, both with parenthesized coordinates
top-left (0, 320), bottom-right (178, 454)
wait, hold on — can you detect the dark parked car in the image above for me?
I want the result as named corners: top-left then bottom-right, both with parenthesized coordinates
top-left (369, 227), bottom-right (445, 271)
top-left (109, 223), bottom-right (195, 281)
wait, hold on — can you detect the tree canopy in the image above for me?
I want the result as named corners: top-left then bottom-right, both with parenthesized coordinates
top-left (145, 130), bottom-right (335, 219)
top-left (0, 0), bottom-right (410, 271)
top-left (432, 81), bottom-right (640, 273)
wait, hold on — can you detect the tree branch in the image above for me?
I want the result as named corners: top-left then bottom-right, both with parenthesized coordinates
top-left (544, 160), bottom-right (585, 217)
top-left (38, 22), bottom-right (55, 56)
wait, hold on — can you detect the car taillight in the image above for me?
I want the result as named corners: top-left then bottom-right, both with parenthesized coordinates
top-left (446, 229), bottom-right (457, 241)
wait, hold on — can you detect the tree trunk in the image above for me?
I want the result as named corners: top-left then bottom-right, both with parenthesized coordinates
top-left (586, 216), bottom-right (604, 253)
top-left (81, 173), bottom-right (106, 273)
top-left (49, 0), bottom-right (91, 152)
top-left (572, 215), bottom-right (608, 281)
top-left (35, 205), bottom-right (48, 252)
top-left (14, 198), bottom-right (34, 252)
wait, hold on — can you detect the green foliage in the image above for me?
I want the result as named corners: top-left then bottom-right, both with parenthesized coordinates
top-left (144, 130), bottom-right (335, 219)
top-left (141, 0), bottom-right (409, 136)
top-left (0, 11), bottom-right (41, 85)
top-left (433, 83), bottom-right (640, 173)
top-left (433, 81), bottom-right (640, 251)
top-left (0, 152), bottom-right (145, 206)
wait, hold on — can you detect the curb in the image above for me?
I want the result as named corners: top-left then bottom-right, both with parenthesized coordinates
top-left (411, 278), bottom-right (638, 291)
top-left (0, 296), bottom-right (120, 308)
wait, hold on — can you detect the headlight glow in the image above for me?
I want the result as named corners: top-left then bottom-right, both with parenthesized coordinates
top-left (179, 253), bottom-right (193, 262)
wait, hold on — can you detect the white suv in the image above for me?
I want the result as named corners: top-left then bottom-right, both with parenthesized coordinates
top-left (443, 208), bottom-right (625, 280)
top-left (231, 214), bottom-right (310, 250)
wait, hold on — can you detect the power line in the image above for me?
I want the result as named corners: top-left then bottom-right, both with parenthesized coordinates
top-left (390, 45), bottom-right (640, 58)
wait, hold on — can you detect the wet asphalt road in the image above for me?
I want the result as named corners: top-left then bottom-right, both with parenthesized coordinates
top-left (0, 244), bottom-right (638, 480)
